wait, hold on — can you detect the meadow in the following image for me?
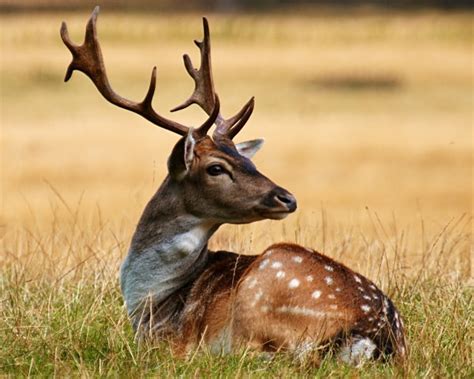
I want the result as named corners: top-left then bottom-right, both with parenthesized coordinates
top-left (1, 8), bottom-right (473, 377)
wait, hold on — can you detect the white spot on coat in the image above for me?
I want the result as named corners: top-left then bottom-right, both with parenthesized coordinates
top-left (261, 305), bottom-right (270, 312)
top-left (271, 261), bottom-right (283, 269)
top-left (328, 294), bottom-right (336, 299)
top-left (325, 276), bottom-right (333, 285)
top-left (292, 256), bottom-right (303, 263)
top-left (306, 275), bottom-right (314, 282)
top-left (312, 290), bottom-right (322, 299)
top-left (276, 271), bottom-right (286, 279)
top-left (259, 259), bottom-right (269, 270)
top-left (361, 304), bottom-right (371, 313)
top-left (247, 278), bottom-right (258, 289)
top-left (354, 275), bottom-right (362, 283)
top-left (289, 278), bottom-right (300, 288)
top-left (324, 265), bottom-right (334, 272)
top-left (251, 289), bottom-right (264, 306)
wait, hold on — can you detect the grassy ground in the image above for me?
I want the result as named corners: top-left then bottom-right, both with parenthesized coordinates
top-left (2, 214), bottom-right (472, 377)
top-left (1, 8), bottom-right (473, 377)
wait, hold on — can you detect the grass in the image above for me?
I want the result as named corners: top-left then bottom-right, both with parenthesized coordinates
top-left (1, 208), bottom-right (472, 377)
top-left (1, 8), bottom-right (473, 377)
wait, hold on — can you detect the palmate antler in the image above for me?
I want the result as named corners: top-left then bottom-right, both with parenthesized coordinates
top-left (60, 6), bottom-right (253, 140)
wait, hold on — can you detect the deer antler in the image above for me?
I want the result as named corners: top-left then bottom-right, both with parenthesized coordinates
top-left (171, 17), bottom-right (255, 140)
top-left (60, 6), bottom-right (220, 137)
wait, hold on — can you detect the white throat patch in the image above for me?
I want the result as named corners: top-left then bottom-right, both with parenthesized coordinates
top-left (120, 223), bottom-right (213, 317)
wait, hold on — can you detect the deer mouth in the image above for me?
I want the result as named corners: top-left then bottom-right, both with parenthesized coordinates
top-left (257, 203), bottom-right (297, 220)
top-left (260, 210), bottom-right (294, 220)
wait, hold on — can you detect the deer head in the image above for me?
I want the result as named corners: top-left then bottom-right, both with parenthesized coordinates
top-left (61, 7), bottom-right (296, 225)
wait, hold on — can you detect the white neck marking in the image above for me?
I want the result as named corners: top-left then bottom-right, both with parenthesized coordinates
top-left (120, 222), bottom-right (213, 317)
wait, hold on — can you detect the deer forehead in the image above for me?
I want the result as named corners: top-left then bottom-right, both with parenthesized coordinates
top-left (195, 139), bottom-right (257, 172)
top-left (193, 137), bottom-right (236, 157)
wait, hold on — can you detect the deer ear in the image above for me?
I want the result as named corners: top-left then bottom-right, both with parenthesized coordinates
top-left (236, 139), bottom-right (264, 159)
top-left (168, 130), bottom-right (196, 180)
top-left (184, 130), bottom-right (196, 171)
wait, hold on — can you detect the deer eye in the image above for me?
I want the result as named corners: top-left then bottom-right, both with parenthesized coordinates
top-left (206, 164), bottom-right (225, 176)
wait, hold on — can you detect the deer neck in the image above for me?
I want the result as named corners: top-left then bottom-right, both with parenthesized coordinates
top-left (120, 176), bottom-right (219, 324)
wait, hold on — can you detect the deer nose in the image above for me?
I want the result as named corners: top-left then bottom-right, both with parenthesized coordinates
top-left (271, 187), bottom-right (297, 212)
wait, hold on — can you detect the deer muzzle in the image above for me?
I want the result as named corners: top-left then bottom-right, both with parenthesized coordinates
top-left (259, 186), bottom-right (297, 219)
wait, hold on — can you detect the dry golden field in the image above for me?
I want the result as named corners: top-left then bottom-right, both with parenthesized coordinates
top-left (1, 9), bottom-right (473, 376)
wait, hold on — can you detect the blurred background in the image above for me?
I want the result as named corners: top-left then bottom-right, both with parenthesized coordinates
top-left (1, 0), bottom-right (472, 11)
top-left (1, 1), bottom-right (472, 276)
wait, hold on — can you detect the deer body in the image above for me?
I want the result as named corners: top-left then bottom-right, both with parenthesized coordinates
top-left (121, 180), bottom-right (406, 362)
top-left (62, 7), bottom-right (406, 365)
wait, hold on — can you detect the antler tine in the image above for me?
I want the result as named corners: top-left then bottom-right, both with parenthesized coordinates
top-left (214, 97), bottom-right (255, 139)
top-left (171, 17), bottom-right (255, 140)
top-left (195, 94), bottom-right (220, 137)
top-left (170, 18), bottom-right (215, 115)
top-left (226, 97), bottom-right (255, 139)
top-left (60, 7), bottom-right (218, 137)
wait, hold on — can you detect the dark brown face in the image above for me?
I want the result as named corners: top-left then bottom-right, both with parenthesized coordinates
top-left (168, 134), bottom-right (296, 224)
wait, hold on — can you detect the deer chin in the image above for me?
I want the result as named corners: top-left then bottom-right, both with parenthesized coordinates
top-left (258, 210), bottom-right (293, 220)
top-left (219, 210), bottom-right (291, 224)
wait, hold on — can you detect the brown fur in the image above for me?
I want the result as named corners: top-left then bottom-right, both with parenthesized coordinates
top-left (231, 243), bottom-right (406, 359)
top-left (136, 244), bottom-right (406, 362)
top-left (179, 251), bottom-right (257, 352)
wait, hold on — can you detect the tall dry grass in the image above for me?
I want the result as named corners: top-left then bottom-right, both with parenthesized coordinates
top-left (1, 9), bottom-right (472, 376)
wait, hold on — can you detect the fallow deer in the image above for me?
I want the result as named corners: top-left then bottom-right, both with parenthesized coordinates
top-left (61, 7), bottom-right (407, 365)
